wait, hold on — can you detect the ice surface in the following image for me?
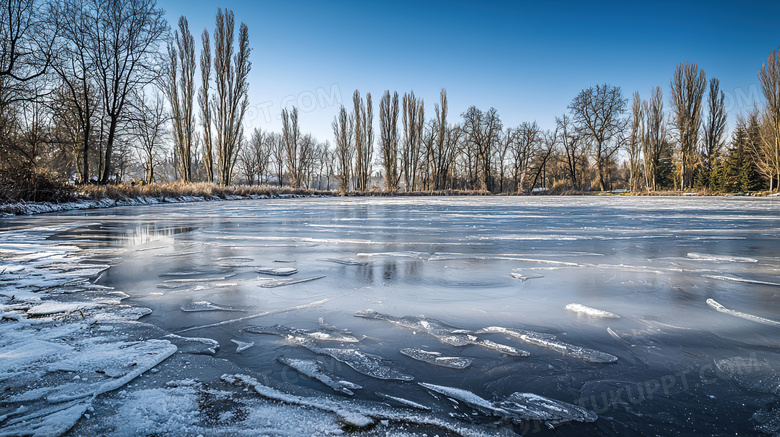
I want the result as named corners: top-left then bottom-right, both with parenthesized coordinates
top-left (706, 298), bottom-right (780, 327)
top-left (714, 356), bottom-right (780, 395)
top-left (356, 309), bottom-right (528, 356)
top-left (565, 303), bottom-right (621, 319)
top-left (478, 326), bottom-right (618, 363)
top-left (278, 356), bottom-right (362, 395)
top-left (258, 275), bottom-right (325, 288)
top-left (5, 196), bottom-right (780, 435)
top-left (177, 298), bottom-right (330, 333)
top-left (180, 301), bottom-right (244, 312)
top-left (255, 267), bottom-right (298, 276)
top-left (400, 348), bottom-right (473, 369)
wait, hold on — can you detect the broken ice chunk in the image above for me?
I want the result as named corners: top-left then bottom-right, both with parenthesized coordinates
top-left (231, 339), bottom-right (254, 353)
top-left (244, 324), bottom-right (359, 343)
top-left (320, 258), bottom-right (369, 266)
top-left (259, 275), bottom-right (325, 288)
top-left (706, 298), bottom-right (780, 327)
top-left (278, 356), bottom-right (362, 395)
top-left (314, 347), bottom-right (414, 381)
top-left (565, 303), bottom-right (620, 319)
top-left (256, 267), bottom-right (298, 276)
top-left (510, 272), bottom-right (544, 281)
top-left (375, 391), bottom-right (432, 410)
top-left (478, 326), bottom-right (618, 364)
top-left (180, 301), bottom-right (244, 312)
top-left (356, 309), bottom-right (528, 356)
top-left (400, 348), bottom-right (472, 369)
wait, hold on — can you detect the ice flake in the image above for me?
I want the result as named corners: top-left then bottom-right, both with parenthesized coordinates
top-left (278, 356), bottom-right (362, 395)
top-left (478, 326), bottom-right (618, 364)
top-left (706, 298), bottom-right (780, 327)
top-left (319, 258), bottom-right (369, 266)
top-left (180, 301), bottom-right (244, 312)
top-left (231, 339), bottom-right (254, 353)
top-left (355, 309), bottom-right (528, 356)
top-left (375, 392), bottom-right (432, 410)
top-left (259, 275), bottom-right (325, 288)
top-left (703, 275), bottom-right (780, 287)
top-left (419, 382), bottom-right (597, 426)
top-left (565, 303), bottom-right (621, 319)
top-left (400, 348), bottom-right (472, 369)
top-left (687, 253), bottom-right (758, 263)
top-left (256, 267), bottom-right (298, 276)
top-left (244, 324), bottom-right (359, 343)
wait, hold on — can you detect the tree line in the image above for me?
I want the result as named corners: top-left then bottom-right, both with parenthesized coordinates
top-left (2, 0), bottom-right (779, 193)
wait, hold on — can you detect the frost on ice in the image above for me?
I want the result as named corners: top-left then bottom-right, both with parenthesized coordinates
top-left (244, 324), bottom-right (359, 343)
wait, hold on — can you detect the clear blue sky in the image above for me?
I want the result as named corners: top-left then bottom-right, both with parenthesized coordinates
top-left (157, 0), bottom-right (779, 142)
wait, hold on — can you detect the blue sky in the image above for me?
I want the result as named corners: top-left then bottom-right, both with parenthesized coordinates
top-left (157, 0), bottom-right (779, 142)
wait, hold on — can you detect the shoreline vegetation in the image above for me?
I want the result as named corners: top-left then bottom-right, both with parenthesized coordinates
top-left (1, 180), bottom-right (777, 219)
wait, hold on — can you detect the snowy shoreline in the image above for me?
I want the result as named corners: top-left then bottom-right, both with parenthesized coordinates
top-left (3, 190), bottom-right (777, 219)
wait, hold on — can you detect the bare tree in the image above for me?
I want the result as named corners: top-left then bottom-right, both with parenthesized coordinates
top-left (0, 0), bottom-right (56, 109)
top-left (569, 84), bottom-right (627, 191)
top-left (529, 127), bottom-right (558, 190)
top-left (281, 106), bottom-right (302, 187)
top-left (642, 86), bottom-right (669, 191)
top-left (352, 91), bottom-right (373, 192)
top-left (164, 16), bottom-right (196, 182)
top-left (268, 132), bottom-right (284, 186)
top-left (462, 106), bottom-right (502, 192)
top-left (332, 105), bottom-right (353, 192)
top-left (198, 28), bottom-right (213, 182)
top-left (211, 8), bottom-right (250, 186)
top-left (508, 121), bottom-right (540, 193)
top-left (379, 90), bottom-right (399, 192)
top-left (50, 0), bottom-right (98, 180)
top-left (627, 92), bottom-right (643, 192)
top-left (555, 114), bottom-right (584, 190)
top-left (87, 0), bottom-right (166, 183)
top-left (702, 77), bottom-right (727, 188)
top-left (757, 47), bottom-right (780, 191)
top-left (129, 89), bottom-right (168, 182)
top-left (669, 62), bottom-right (706, 190)
top-left (239, 127), bottom-right (271, 186)
top-left (401, 91), bottom-right (424, 191)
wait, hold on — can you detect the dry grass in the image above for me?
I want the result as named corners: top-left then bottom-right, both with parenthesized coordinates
top-left (76, 182), bottom-right (335, 200)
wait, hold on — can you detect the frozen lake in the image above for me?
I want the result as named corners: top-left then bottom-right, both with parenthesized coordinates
top-left (2, 196), bottom-right (780, 435)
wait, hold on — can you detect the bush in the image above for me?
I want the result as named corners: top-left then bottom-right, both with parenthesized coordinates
top-left (0, 164), bottom-right (75, 203)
